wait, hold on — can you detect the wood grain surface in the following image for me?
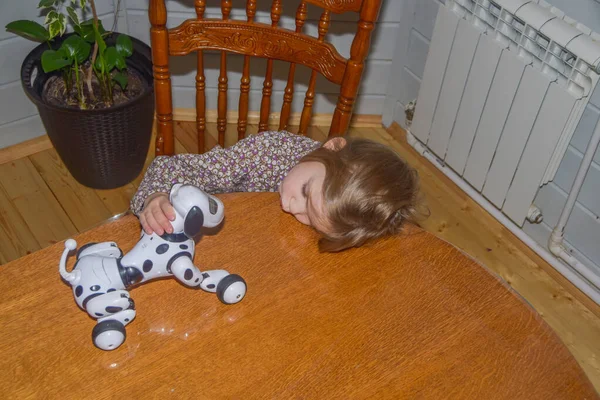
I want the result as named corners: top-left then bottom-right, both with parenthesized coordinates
top-left (0, 193), bottom-right (596, 398)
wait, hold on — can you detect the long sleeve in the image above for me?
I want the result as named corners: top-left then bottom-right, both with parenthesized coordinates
top-left (130, 130), bottom-right (321, 215)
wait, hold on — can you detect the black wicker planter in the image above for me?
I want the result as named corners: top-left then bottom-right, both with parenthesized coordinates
top-left (20, 33), bottom-right (154, 190)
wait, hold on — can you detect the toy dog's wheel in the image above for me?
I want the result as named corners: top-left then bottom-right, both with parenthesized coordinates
top-left (92, 320), bottom-right (126, 351)
top-left (216, 274), bottom-right (247, 305)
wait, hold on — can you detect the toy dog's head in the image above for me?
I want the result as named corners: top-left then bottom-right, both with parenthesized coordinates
top-left (169, 184), bottom-right (225, 238)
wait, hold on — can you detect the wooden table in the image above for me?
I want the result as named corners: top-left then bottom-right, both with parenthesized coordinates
top-left (0, 193), bottom-right (596, 399)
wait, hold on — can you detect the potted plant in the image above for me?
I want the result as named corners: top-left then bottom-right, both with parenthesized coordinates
top-left (6, 0), bottom-right (154, 189)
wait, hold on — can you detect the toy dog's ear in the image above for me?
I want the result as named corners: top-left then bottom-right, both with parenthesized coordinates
top-left (184, 206), bottom-right (204, 238)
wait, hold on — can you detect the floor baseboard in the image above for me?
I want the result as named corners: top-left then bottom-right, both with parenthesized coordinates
top-left (0, 110), bottom-right (382, 165)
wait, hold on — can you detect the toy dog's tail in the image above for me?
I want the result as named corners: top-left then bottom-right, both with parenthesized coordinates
top-left (59, 239), bottom-right (78, 282)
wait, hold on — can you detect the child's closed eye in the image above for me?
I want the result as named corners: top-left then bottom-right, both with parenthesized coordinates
top-left (301, 183), bottom-right (309, 198)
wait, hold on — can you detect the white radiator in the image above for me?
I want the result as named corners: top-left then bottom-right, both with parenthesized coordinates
top-left (411, 0), bottom-right (600, 227)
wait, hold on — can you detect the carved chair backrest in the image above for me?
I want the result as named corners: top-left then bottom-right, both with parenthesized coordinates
top-left (149, 0), bottom-right (384, 155)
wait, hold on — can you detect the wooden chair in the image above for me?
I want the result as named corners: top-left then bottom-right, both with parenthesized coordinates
top-left (149, 0), bottom-right (384, 155)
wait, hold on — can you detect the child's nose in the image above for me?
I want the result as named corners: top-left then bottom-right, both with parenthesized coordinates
top-left (289, 196), bottom-right (305, 215)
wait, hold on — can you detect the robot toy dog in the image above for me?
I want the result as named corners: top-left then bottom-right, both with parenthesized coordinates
top-left (59, 184), bottom-right (247, 351)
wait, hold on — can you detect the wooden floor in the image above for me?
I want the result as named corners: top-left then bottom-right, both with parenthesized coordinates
top-left (1, 121), bottom-right (599, 392)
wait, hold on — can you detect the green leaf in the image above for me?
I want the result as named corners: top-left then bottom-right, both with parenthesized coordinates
top-left (104, 47), bottom-right (127, 71)
top-left (116, 34), bottom-right (133, 58)
top-left (73, 23), bottom-right (83, 37)
top-left (67, 6), bottom-right (80, 27)
top-left (115, 54), bottom-right (127, 70)
top-left (82, 18), bottom-right (105, 32)
top-left (113, 71), bottom-right (128, 90)
top-left (58, 14), bottom-right (67, 36)
top-left (104, 47), bottom-right (117, 70)
top-left (93, 22), bottom-right (107, 55)
top-left (80, 0), bottom-right (86, 8)
top-left (5, 20), bottom-right (50, 42)
top-left (77, 19), bottom-right (106, 42)
top-left (41, 49), bottom-right (72, 72)
top-left (44, 10), bottom-right (59, 25)
top-left (61, 34), bottom-right (91, 64)
top-left (94, 56), bottom-right (103, 71)
top-left (38, 0), bottom-right (57, 9)
top-left (48, 18), bottom-right (63, 40)
top-left (74, 23), bottom-right (91, 42)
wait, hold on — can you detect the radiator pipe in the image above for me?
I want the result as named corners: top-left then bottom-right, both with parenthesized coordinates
top-left (405, 130), bottom-right (600, 304)
top-left (548, 114), bottom-right (600, 289)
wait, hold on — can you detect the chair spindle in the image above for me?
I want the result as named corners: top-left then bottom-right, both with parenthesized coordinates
top-left (195, 0), bottom-right (206, 153)
top-left (149, 0), bottom-right (174, 156)
top-left (238, 0), bottom-right (257, 141)
top-left (218, 0), bottom-right (232, 147)
top-left (330, 0), bottom-right (380, 137)
top-left (259, 0), bottom-right (282, 132)
top-left (299, 10), bottom-right (331, 135)
top-left (279, 1), bottom-right (307, 131)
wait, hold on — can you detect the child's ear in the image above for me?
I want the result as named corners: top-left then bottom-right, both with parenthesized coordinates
top-left (323, 137), bottom-right (347, 151)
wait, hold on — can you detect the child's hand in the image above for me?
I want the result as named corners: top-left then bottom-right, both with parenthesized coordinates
top-left (139, 193), bottom-right (176, 235)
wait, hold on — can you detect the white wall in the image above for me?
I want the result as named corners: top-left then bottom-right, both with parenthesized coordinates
top-left (382, 0), bottom-right (443, 127)
top-left (383, 0), bottom-right (600, 272)
top-left (0, 0), bottom-right (124, 148)
top-left (0, 0), bottom-right (402, 148)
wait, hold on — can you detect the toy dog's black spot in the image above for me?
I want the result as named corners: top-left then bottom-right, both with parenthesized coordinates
top-left (90, 285), bottom-right (100, 292)
top-left (202, 272), bottom-right (210, 279)
top-left (75, 285), bottom-right (83, 297)
top-left (107, 288), bottom-right (116, 292)
top-left (143, 259), bottom-right (153, 272)
top-left (95, 313), bottom-right (103, 317)
top-left (207, 284), bottom-right (215, 289)
top-left (106, 306), bottom-right (123, 313)
top-left (156, 244), bottom-right (169, 254)
top-left (125, 318), bottom-right (130, 322)
top-left (195, 278), bottom-right (200, 283)
top-left (184, 269), bottom-right (193, 280)
top-left (179, 244), bottom-right (188, 250)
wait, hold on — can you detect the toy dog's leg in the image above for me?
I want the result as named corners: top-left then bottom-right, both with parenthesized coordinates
top-left (85, 290), bottom-right (136, 321)
top-left (200, 270), bottom-right (247, 305)
top-left (171, 261), bottom-right (247, 305)
top-left (85, 290), bottom-right (136, 351)
top-left (198, 270), bottom-right (230, 293)
top-left (170, 255), bottom-right (204, 288)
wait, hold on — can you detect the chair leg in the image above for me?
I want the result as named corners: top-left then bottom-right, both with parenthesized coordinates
top-left (330, 1), bottom-right (381, 139)
top-left (330, 94), bottom-right (355, 138)
top-left (149, 0), bottom-right (174, 156)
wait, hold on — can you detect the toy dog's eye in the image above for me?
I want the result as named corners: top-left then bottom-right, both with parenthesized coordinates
top-left (209, 198), bottom-right (218, 215)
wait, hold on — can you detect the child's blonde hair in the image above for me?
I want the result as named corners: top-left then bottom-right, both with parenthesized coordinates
top-left (301, 137), bottom-right (424, 252)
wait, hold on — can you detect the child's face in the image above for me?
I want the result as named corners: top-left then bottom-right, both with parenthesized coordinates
top-left (279, 161), bottom-right (329, 233)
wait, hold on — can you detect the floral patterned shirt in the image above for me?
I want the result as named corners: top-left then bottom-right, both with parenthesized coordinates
top-left (130, 130), bottom-right (321, 215)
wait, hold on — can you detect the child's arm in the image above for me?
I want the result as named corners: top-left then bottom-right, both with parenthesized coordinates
top-left (130, 149), bottom-right (249, 216)
top-left (131, 131), bottom-right (321, 232)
